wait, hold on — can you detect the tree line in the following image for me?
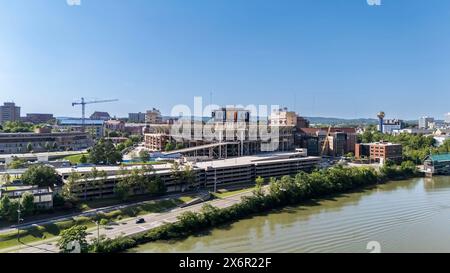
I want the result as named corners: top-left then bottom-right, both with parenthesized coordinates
top-left (359, 127), bottom-right (450, 164)
top-left (58, 163), bottom-right (421, 253)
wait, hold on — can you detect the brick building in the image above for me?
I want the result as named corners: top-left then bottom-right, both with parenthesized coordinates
top-left (355, 141), bottom-right (403, 163)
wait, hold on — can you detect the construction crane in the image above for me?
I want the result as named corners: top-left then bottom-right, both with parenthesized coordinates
top-left (320, 126), bottom-right (332, 157)
top-left (72, 97), bottom-right (118, 131)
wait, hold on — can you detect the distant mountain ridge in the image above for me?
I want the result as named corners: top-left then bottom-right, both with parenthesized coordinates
top-left (305, 117), bottom-right (379, 126)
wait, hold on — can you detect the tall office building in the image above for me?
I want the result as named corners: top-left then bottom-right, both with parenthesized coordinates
top-left (128, 112), bottom-right (146, 123)
top-left (0, 102), bottom-right (21, 124)
top-left (419, 116), bottom-right (434, 129)
top-left (146, 108), bottom-right (163, 124)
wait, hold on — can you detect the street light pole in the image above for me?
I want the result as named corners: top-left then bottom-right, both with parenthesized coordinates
top-left (92, 213), bottom-right (100, 248)
top-left (17, 202), bottom-right (23, 243)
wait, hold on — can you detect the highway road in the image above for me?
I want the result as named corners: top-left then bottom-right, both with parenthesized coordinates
top-left (2, 189), bottom-right (255, 253)
top-left (0, 191), bottom-right (206, 236)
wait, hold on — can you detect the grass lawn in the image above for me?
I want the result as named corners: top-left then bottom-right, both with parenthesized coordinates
top-left (0, 196), bottom-right (194, 250)
top-left (0, 217), bottom-right (96, 250)
top-left (212, 186), bottom-right (256, 199)
top-left (63, 154), bottom-right (88, 165)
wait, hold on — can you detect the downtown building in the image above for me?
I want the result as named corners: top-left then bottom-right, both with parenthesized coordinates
top-left (21, 113), bottom-right (54, 124)
top-left (355, 141), bottom-right (403, 164)
top-left (0, 131), bottom-right (93, 154)
top-left (56, 151), bottom-right (320, 200)
top-left (144, 107), bottom-right (295, 158)
top-left (296, 128), bottom-right (357, 157)
top-left (0, 102), bottom-right (21, 124)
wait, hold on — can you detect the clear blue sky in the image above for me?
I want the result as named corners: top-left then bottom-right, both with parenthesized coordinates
top-left (1, 0), bottom-right (450, 120)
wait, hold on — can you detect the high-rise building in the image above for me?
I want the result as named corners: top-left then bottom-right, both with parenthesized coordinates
top-left (128, 112), bottom-right (146, 123)
top-left (146, 108), bottom-right (163, 124)
top-left (0, 102), bottom-right (21, 124)
top-left (419, 116), bottom-right (434, 129)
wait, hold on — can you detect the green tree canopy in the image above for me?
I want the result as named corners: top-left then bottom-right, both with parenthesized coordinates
top-left (89, 139), bottom-right (122, 165)
top-left (58, 225), bottom-right (89, 253)
top-left (21, 192), bottom-right (35, 216)
top-left (21, 165), bottom-right (61, 188)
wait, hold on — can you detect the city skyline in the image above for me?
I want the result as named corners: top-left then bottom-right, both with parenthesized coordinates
top-left (1, 0), bottom-right (450, 119)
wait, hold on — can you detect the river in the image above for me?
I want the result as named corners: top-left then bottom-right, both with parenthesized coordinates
top-left (129, 177), bottom-right (450, 253)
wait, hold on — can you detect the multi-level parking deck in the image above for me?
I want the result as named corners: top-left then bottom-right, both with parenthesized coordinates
top-left (56, 152), bottom-right (320, 200)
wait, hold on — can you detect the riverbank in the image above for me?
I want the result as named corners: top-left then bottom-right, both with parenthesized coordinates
top-left (132, 175), bottom-right (450, 253)
top-left (91, 164), bottom-right (422, 253)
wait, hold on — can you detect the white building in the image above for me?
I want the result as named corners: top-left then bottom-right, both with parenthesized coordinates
top-left (378, 119), bottom-right (405, 134)
top-left (445, 113), bottom-right (450, 124)
top-left (419, 116), bottom-right (434, 129)
top-left (270, 108), bottom-right (298, 126)
top-left (434, 135), bottom-right (450, 147)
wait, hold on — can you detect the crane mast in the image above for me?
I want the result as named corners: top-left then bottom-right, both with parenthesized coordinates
top-left (72, 97), bottom-right (118, 132)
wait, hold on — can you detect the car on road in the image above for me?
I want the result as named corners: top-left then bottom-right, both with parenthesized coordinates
top-left (135, 218), bottom-right (146, 224)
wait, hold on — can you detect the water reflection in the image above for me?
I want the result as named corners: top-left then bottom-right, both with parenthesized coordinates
top-left (130, 177), bottom-right (450, 253)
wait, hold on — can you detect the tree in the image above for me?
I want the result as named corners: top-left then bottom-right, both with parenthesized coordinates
top-left (115, 167), bottom-right (132, 201)
top-left (26, 143), bottom-right (33, 153)
top-left (139, 150), bottom-right (150, 163)
top-left (21, 165), bottom-right (61, 188)
top-left (183, 165), bottom-right (196, 190)
top-left (52, 142), bottom-right (58, 151)
top-left (170, 161), bottom-right (183, 191)
top-left (0, 196), bottom-right (11, 220)
top-left (1, 121), bottom-right (33, 133)
top-left (5, 200), bottom-right (19, 222)
top-left (138, 165), bottom-right (154, 194)
top-left (98, 170), bottom-right (108, 199)
top-left (104, 140), bottom-right (122, 164)
top-left (1, 173), bottom-right (12, 189)
top-left (58, 225), bottom-right (89, 253)
top-left (254, 176), bottom-right (265, 198)
top-left (147, 176), bottom-right (166, 195)
top-left (88, 167), bottom-right (100, 199)
top-left (44, 142), bottom-right (52, 151)
top-left (164, 142), bottom-right (175, 152)
top-left (175, 143), bottom-right (184, 150)
top-left (79, 154), bottom-right (88, 164)
top-left (7, 157), bottom-right (25, 169)
top-left (21, 192), bottom-right (35, 216)
top-left (63, 170), bottom-right (81, 201)
top-left (89, 139), bottom-right (122, 165)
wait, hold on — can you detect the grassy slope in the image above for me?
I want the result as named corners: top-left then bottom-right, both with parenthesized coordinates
top-left (0, 196), bottom-right (194, 250)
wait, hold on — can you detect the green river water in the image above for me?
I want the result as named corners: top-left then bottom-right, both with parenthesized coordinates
top-left (129, 177), bottom-right (450, 253)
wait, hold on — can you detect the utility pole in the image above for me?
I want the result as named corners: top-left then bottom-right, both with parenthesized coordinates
top-left (17, 202), bottom-right (23, 243)
top-left (92, 215), bottom-right (100, 248)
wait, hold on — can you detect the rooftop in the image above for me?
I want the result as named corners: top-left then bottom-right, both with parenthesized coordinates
top-left (196, 152), bottom-right (320, 169)
top-left (426, 153), bottom-right (450, 162)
